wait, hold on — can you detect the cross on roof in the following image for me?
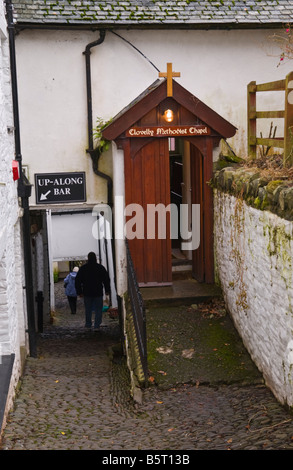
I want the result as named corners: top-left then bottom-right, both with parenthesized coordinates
top-left (159, 63), bottom-right (181, 97)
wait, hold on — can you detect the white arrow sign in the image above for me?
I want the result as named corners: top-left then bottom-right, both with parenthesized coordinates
top-left (40, 190), bottom-right (51, 201)
top-left (35, 172), bottom-right (86, 204)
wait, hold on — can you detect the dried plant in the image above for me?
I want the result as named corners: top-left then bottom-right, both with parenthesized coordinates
top-left (268, 24), bottom-right (293, 67)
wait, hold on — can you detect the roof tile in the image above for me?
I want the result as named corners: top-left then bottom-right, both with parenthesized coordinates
top-left (11, 1), bottom-right (293, 27)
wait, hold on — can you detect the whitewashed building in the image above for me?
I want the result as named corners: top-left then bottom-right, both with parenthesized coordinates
top-left (6, 1), bottom-right (293, 404)
top-left (10, 0), bottom-right (293, 299)
top-left (0, 0), bottom-right (29, 434)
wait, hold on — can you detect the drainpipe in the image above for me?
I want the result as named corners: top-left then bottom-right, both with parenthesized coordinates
top-left (83, 31), bottom-right (119, 316)
top-left (83, 30), bottom-right (113, 206)
top-left (5, 0), bottom-right (37, 357)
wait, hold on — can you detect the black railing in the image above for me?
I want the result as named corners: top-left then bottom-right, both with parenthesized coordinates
top-left (126, 241), bottom-right (148, 382)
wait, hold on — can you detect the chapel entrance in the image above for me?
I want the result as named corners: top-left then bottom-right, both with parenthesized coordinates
top-left (123, 136), bottom-right (211, 286)
top-left (124, 138), bottom-right (172, 286)
top-left (102, 66), bottom-right (237, 287)
top-left (170, 138), bottom-right (206, 282)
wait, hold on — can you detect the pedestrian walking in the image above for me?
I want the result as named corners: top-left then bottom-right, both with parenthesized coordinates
top-left (75, 252), bottom-right (110, 330)
top-left (64, 266), bottom-right (79, 314)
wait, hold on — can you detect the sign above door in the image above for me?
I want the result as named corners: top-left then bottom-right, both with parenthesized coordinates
top-left (126, 125), bottom-right (210, 138)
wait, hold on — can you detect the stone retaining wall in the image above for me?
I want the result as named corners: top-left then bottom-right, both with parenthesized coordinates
top-left (213, 166), bottom-right (293, 408)
top-left (214, 165), bottom-right (293, 221)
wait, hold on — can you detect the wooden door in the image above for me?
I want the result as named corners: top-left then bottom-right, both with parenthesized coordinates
top-left (190, 142), bottom-right (214, 283)
top-left (190, 144), bottom-right (204, 282)
top-left (124, 139), bottom-right (172, 286)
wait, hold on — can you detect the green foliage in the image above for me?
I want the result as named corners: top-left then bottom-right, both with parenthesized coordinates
top-left (93, 117), bottom-right (112, 154)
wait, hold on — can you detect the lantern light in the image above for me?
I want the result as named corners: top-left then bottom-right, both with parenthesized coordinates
top-left (163, 109), bottom-right (174, 123)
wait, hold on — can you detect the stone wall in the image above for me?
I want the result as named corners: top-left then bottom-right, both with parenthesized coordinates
top-left (0, 0), bottom-right (27, 432)
top-left (213, 166), bottom-right (293, 408)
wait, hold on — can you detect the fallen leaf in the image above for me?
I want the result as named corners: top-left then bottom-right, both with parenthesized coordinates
top-left (158, 370), bottom-right (167, 375)
top-left (156, 346), bottom-right (173, 354)
top-left (182, 348), bottom-right (195, 359)
top-left (156, 401), bottom-right (163, 404)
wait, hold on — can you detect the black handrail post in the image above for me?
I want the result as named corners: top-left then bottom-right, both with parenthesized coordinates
top-left (126, 240), bottom-right (148, 382)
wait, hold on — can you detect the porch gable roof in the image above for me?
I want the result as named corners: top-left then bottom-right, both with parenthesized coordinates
top-left (102, 78), bottom-right (237, 141)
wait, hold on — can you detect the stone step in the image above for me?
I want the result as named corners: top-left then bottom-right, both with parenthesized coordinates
top-left (140, 279), bottom-right (222, 308)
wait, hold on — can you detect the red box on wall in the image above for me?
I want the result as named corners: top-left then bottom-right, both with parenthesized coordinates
top-left (12, 160), bottom-right (19, 181)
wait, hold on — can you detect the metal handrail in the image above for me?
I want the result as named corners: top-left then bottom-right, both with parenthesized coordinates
top-left (126, 240), bottom-right (148, 381)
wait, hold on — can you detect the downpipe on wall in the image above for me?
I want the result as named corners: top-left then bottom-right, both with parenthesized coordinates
top-left (83, 32), bottom-right (124, 333)
top-left (5, 0), bottom-right (37, 357)
top-left (83, 30), bottom-right (113, 206)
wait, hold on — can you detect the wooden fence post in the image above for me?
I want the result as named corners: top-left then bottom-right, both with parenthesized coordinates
top-left (284, 71), bottom-right (293, 167)
top-left (247, 81), bottom-right (256, 159)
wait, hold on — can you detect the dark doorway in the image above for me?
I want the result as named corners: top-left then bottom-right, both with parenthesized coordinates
top-left (170, 138), bottom-right (183, 251)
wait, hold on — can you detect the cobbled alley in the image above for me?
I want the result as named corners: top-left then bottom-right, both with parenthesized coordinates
top-left (1, 282), bottom-right (293, 455)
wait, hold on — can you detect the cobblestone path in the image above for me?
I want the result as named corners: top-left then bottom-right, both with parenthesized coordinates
top-left (1, 284), bottom-right (293, 452)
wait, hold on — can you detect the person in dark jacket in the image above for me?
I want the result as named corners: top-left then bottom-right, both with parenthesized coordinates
top-left (64, 266), bottom-right (79, 314)
top-left (75, 252), bottom-right (110, 330)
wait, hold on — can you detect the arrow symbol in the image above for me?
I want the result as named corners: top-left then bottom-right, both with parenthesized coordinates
top-left (40, 190), bottom-right (51, 201)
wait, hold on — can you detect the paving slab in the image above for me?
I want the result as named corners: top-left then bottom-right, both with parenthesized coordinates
top-left (141, 279), bottom-right (222, 307)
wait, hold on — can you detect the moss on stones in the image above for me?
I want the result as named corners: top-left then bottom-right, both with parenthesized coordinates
top-left (146, 304), bottom-right (263, 389)
top-left (213, 167), bottom-right (293, 221)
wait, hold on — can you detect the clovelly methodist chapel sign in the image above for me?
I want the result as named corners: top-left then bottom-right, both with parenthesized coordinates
top-left (35, 172), bottom-right (86, 204)
top-left (126, 125), bottom-right (210, 138)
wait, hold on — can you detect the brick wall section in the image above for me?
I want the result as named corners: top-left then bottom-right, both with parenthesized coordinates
top-left (214, 186), bottom-right (293, 408)
top-left (0, 0), bottom-right (27, 431)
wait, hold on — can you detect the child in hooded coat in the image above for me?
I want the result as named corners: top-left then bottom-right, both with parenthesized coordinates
top-left (64, 266), bottom-right (79, 314)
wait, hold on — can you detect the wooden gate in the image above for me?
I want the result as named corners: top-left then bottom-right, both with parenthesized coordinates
top-left (247, 71), bottom-right (293, 166)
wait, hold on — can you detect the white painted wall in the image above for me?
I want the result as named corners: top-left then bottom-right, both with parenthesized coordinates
top-left (14, 26), bottom-right (292, 295)
top-left (112, 142), bottom-right (127, 297)
top-left (51, 211), bottom-right (101, 261)
top-left (15, 27), bottom-right (293, 207)
top-left (214, 190), bottom-right (293, 408)
top-left (0, 0), bottom-right (27, 431)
